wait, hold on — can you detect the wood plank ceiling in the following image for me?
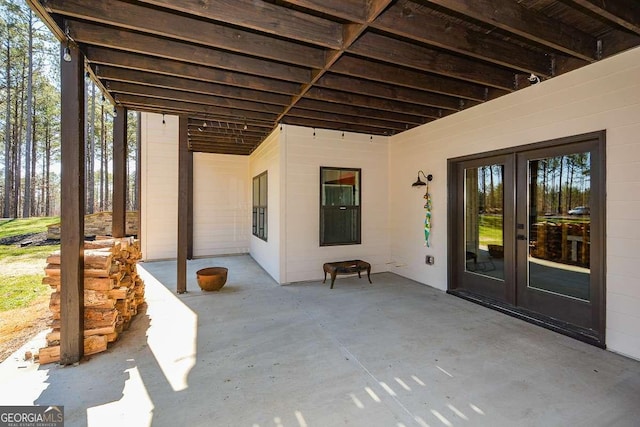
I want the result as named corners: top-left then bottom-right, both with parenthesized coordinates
top-left (29, 0), bottom-right (640, 155)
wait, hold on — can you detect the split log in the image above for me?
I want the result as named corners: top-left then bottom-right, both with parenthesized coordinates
top-left (38, 335), bottom-right (108, 364)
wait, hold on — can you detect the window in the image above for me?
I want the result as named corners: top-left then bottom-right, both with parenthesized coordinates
top-left (320, 167), bottom-right (361, 246)
top-left (252, 171), bottom-right (267, 241)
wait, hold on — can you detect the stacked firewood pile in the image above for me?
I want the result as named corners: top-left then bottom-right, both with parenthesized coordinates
top-left (38, 237), bottom-right (145, 364)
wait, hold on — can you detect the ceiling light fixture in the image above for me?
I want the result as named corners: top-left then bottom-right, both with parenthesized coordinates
top-left (528, 73), bottom-right (541, 85)
top-left (63, 43), bottom-right (72, 62)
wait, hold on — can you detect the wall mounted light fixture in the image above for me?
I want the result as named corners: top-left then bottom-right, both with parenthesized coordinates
top-left (411, 170), bottom-right (433, 187)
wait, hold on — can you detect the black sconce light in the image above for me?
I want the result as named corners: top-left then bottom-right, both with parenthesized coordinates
top-left (411, 170), bottom-right (432, 187)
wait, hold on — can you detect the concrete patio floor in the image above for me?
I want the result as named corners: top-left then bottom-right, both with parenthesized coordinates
top-left (1, 254), bottom-right (639, 427)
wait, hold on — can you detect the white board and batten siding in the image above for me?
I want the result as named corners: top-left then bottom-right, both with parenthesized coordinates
top-left (389, 46), bottom-right (640, 360)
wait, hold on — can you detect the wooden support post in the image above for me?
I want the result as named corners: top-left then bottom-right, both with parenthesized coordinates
top-left (177, 115), bottom-right (189, 293)
top-left (60, 41), bottom-right (85, 365)
top-left (187, 149), bottom-right (193, 260)
top-left (135, 112), bottom-right (141, 238)
top-left (113, 106), bottom-right (127, 238)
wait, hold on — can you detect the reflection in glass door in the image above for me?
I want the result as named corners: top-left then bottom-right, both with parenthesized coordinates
top-left (516, 141), bottom-right (602, 334)
top-left (465, 164), bottom-right (505, 281)
top-left (526, 154), bottom-right (590, 301)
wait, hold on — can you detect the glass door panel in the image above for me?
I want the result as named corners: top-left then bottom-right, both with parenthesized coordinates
top-left (464, 164), bottom-right (505, 281)
top-left (527, 155), bottom-right (591, 301)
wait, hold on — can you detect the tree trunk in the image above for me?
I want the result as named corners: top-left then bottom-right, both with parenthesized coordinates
top-left (100, 102), bottom-right (105, 211)
top-left (22, 10), bottom-right (33, 218)
top-left (45, 123), bottom-right (51, 216)
top-left (3, 37), bottom-right (11, 218)
top-left (87, 82), bottom-right (96, 213)
top-left (30, 93), bottom-right (37, 216)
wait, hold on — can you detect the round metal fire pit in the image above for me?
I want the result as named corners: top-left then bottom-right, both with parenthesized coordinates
top-left (196, 267), bottom-right (228, 291)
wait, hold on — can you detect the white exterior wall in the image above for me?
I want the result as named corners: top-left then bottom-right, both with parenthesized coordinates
top-left (140, 113), bottom-right (179, 260)
top-left (140, 113), bottom-right (249, 260)
top-left (282, 125), bottom-right (390, 283)
top-left (193, 153), bottom-right (250, 257)
top-left (248, 128), bottom-right (282, 282)
top-left (388, 47), bottom-right (640, 360)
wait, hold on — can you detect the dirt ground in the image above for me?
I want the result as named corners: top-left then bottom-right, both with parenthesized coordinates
top-left (0, 232), bottom-right (56, 362)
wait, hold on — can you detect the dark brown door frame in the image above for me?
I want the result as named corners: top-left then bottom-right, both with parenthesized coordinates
top-left (447, 131), bottom-right (606, 347)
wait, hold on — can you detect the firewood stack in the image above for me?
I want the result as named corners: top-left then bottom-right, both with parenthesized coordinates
top-left (38, 237), bottom-right (145, 364)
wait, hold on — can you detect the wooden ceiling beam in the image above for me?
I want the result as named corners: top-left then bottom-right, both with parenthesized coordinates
top-left (424, 0), bottom-right (597, 61)
top-left (374, 2), bottom-right (554, 77)
top-left (332, 55), bottom-right (498, 101)
top-left (115, 94), bottom-right (278, 122)
top-left (188, 145), bottom-right (253, 155)
top-left (68, 20), bottom-right (311, 83)
top-left (316, 73), bottom-right (470, 111)
top-left (349, 32), bottom-right (515, 90)
top-left (188, 136), bottom-right (262, 146)
top-left (86, 47), bottom-right (301, 95)
top-left (107, 81), bottom-right (284, 114)
top-left (295, 98), bottom-right (428, 125)
top-left (279, 0), bottom-right (368, 22)
top-left (281, 116), bottom-right (396, 135)
top-left (187, 125), bottom-right (268, 138)
top-left (136, 0), bottom-right (344, 49)
top-left (187, 115), bottom-right (274, 129)
top-left (46, 0), bottom-right (326, 68)
top-left (95, 66), bottom-right (291, 106)
top-left (304, 86), bottom-right (451, 119)
top-left (287, 108), bottom-right (416, 131)
top-left (568, 0), bottom-right (640, 36)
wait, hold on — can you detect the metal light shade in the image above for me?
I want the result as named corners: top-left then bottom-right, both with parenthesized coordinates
top-left (411, 176), bottom-right (427, 186)
top-left (411, 170), bottom-right (432, 187)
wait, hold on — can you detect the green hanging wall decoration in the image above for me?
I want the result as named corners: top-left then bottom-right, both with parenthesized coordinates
top-left (411, 171), bottom-right (433, 247)
top-left (423, 184), bottom-right (432, 247)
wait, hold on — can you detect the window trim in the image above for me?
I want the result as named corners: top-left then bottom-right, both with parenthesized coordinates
top-left (252, 171), bottom-right (268, 241)
top-left (319, 166), bottom-right (362, 246)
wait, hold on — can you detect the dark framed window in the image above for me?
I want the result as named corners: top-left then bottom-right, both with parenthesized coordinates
top-left (252, 171), bottom-right (267, 241)
top-left (320, 167), bottom-right (361, 246)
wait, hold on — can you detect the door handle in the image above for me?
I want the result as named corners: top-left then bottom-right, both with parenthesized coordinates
top-left (517, 234), bottom-right (527, 240)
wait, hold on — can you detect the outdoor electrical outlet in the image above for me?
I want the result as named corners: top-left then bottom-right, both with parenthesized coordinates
top-left (425, 255), bottom-right (434, 265)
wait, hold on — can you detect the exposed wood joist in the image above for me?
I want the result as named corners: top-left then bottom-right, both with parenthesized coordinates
top-left (316, 73), bottom-right (467, 111)
top-left (567, 0), bottom-right (640, 35)
top-left (423, 0), bottom-right (597, 61)
top-left (95, 66), bottom-right (292, 106)
top-left (349, 31), bottom-right (516, 89)
top-left (332, 55), bottom-right (499, 102)
top-left (68, 20), bottom-right (312, 83)
top-left (107, 81), bottom-right (284, 115)
top-left (137, 0), bottom-right (344, 49)
top-left (46, 0), bottom-right (327, 68)
top-left (373, 1), bottom-right (555, 76)
top-left (86, 47), bottom-right (302, 95)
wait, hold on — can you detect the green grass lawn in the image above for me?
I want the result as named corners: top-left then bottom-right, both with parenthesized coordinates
top-left (0, 217), bottom-right (59, 312)
top-left (0, 216), bottom-right (59, 239)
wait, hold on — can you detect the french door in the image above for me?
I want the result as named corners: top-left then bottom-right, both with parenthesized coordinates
top-left (448, 133), bottom-right (605, 346)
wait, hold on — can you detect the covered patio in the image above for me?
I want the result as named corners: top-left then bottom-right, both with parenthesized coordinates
top-left (2, 256), bottom-right (639, 426)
